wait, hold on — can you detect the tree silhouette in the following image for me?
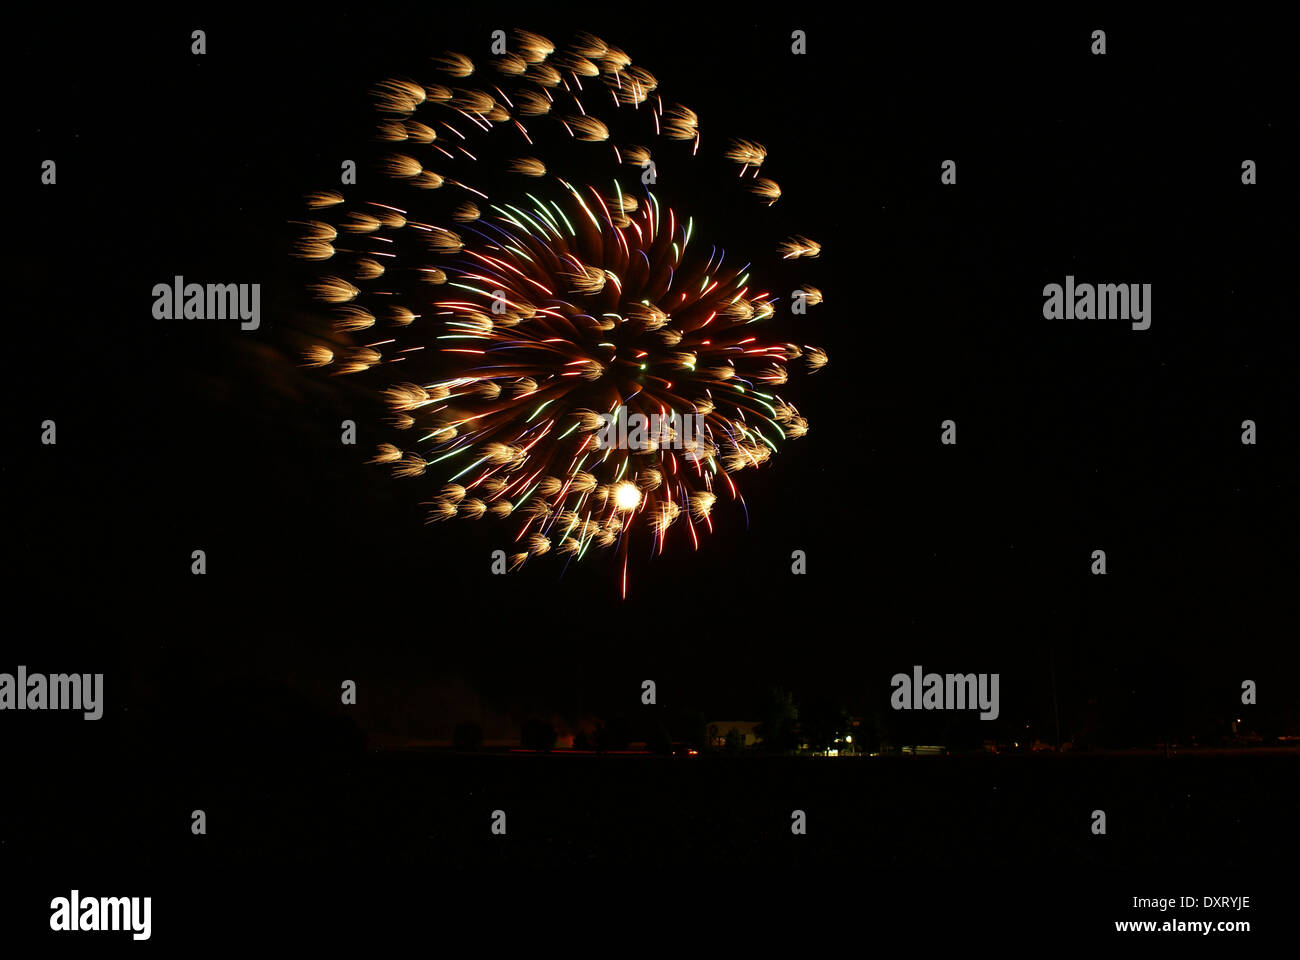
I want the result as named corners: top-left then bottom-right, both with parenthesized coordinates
top-left (520, 718), bottom-right (557, 752)
top-left (452, 721), bottom-right (483, 752)
top-left (755, 686), bottom-right (799, 754)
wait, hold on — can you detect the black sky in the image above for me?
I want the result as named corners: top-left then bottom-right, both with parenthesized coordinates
top-left (8, 7), bottom-right (1296, 733)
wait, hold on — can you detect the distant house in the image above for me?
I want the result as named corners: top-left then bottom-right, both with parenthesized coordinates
top-left (901, 745), bottom-right (947, 756)
top-left (706, 721), bottom-right (761, 749)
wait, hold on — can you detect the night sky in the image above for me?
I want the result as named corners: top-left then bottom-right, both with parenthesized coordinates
top-left (5, 6), bottom-right (1296, 945)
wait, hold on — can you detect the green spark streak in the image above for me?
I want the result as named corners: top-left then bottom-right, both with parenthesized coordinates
top-left (526, 194), bottom-right (563, 234)
top-left (558, 422), bottom-right (580, 439)
top-left (504, 203), bottom-right (555, 241)
top-left (514, 481), bottom-right (540, 509)
top-left (447, 455), bottom-right (487, 480)
top-left (567, 189), bottom-right (600, 231)
top-left (526, 399), bottom-right (555, 422)
top-left (549, 201), bottom-right (576, 236)
top-left (577, 511), bottom-right (597, 561)
top-left (490, 204), bottom-right (528, 232)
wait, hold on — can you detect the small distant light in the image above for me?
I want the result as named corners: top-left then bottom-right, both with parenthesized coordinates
top-left (640, 363), bottom-right (646, 370)
top-left (845, 735), bottom-right (852, 744)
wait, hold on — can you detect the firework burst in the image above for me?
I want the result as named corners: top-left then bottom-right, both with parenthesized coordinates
top-left (294, 28), bottom-right (827, 593)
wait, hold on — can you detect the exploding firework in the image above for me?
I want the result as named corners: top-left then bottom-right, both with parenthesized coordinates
top-left (293, 28), bottom-right (827, 593)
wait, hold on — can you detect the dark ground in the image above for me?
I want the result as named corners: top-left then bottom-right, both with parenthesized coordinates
top-left (3, 740), bottom-right (1295, 942)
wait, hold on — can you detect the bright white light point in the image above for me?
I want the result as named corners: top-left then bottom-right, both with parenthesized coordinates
top-left (614, 482), bottom-right (641, 511)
